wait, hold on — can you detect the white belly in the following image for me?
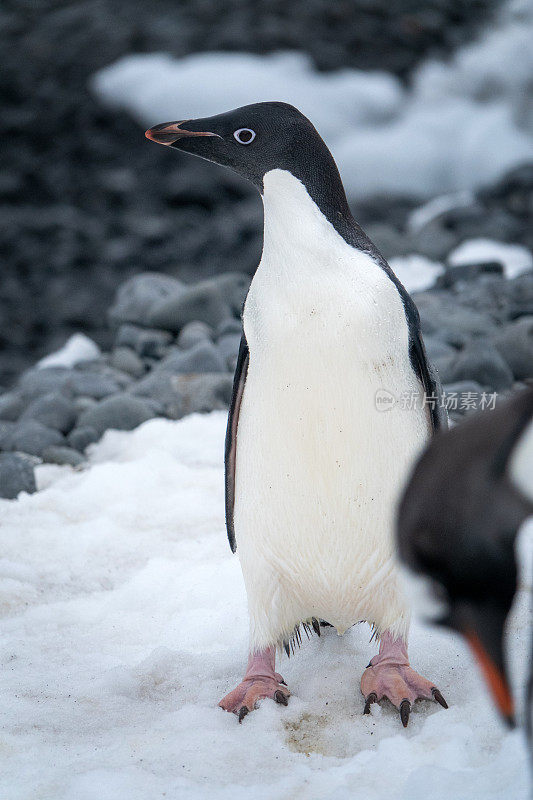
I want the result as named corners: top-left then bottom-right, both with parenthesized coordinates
top-left (234, 170), bottom-right (430, 650)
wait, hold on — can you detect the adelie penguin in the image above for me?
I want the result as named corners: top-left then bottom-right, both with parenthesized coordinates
top-left (398, 387), bottom-right (533, 733)
top-left (146, 102), bottom-right (448, 726)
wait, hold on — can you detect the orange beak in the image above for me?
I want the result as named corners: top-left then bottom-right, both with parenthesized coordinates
top-left (465, 628), bottom-right (515, 725)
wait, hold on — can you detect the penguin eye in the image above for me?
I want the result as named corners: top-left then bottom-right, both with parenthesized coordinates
top-left (233, 128), bottom-right (256, 145)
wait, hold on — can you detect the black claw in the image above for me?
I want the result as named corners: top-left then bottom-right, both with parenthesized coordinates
top-left (432, 688), bottom-right (448, 709)
top-left (238, 706), bottom-right (249, 723)
top-left (363, 692), bottom-right (378, 715)
top-left (279, 678), bottom-right (287, 685)
top-left (312, 618), bottom-right (321, 637)
top-left (274, 690), bottom-right (288, 706)
top-left (400, 699), bottom-right (411, 727)
top-left (284, 641), bottom-right (290, 658)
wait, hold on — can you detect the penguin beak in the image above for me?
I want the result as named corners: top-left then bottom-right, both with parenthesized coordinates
top-left (454, 603), bottom-right (515, 726)
top-left (145, 120), bottom-right (222, 146)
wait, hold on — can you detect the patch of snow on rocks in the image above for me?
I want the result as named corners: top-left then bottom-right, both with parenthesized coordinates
top-left (37, 333), bottom-right (101, 369)
top-left (389, 255), bottom-right (444, 292)
top-left (448, 239), bottom-right (533, 278)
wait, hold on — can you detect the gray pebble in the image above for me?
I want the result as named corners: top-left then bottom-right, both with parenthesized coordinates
top-left (68, 426), bottom-right (99, 451)
top-left (42, 445), bottom-right (85, 467)
top-left (21, 392), bottom-right (77, 433)
top-left (108, 272), bottom-right (186, 327)
top-left (65, 372), bottom-right (121, 399)
top-left (217, 333), bottom-right (242, 370)
top-left (73, 396), bottom-right (98, 414)
top-left (77, 394), bottom-right (154, 436)
top-left (110, 347), bottom-right (146, 378)
top-left (0, 391), bottom-right (26, 421)
top-left (492, 317), bottom-right (533, 380)
top-left (156, 341), bottom-right (226, 375)
top-left (4, 420), bottom-right (65, 457)
top-left (422, 335), bottom-right (455, 361)
top-left (17, 367), bottom-right (73, 401)
top-left (132, 371), bottom-right (232, 419)
top-left (0, 421), bottom-right (16, 449)
top-left (415, 292), bottom-right (495, 345)
top-left (148, 281), bottom-right (231, 332)
top-left (0, 453), bottom-right (36, 499)
top-left (435, 342), bottom-right (514, 392)
top-left (177, 321), bottom-right (214, 349)
top-left (133, 329), bottom-right (173, 359)
top-left (115, 323), bottom-right (172, 358)
top-left (216, 318), bottom-right (242, 338)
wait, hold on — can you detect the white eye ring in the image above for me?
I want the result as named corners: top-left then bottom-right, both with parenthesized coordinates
top-left (233, 128), bottom-right (256, 145)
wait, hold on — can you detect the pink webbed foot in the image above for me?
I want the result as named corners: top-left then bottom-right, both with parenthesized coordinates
top-left (219, 647), bottom-right (290, 722)
top-left (361, 632), bottom-right (448, 727)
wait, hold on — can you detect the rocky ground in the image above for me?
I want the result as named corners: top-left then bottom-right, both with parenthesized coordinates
top-left (1, 242), bottom-right (532, 498)
top-left (0, 0), bottom-right (503, 385)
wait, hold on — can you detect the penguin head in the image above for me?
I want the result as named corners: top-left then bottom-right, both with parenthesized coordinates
top-left (145, 102), bottom-right (331, 191)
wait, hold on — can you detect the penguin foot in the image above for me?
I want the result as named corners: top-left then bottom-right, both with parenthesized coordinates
top-left (360, 632), bottom-right (448, 727)
top-left (219, 647), bottom-right (290, 721)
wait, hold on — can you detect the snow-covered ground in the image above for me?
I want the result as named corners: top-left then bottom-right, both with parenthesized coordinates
top-left (92, 0), bottom-right (533, 199)
top-left (1, 412), bottom-right (530, 800)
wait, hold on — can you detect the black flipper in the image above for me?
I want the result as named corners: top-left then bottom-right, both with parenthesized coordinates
top-left (224, 333), bottom-right (249, 552)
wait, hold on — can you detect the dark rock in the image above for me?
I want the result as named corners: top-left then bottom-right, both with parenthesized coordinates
top-left (364, 224), bottom-right (408, 259)
top-left (132, 371), bottom-right (233, 419)
top-left (0, 392), bottom-right (26, 421)
top-left (0, 421), bottom-right (16, 449)
top-left (68, 426), bottom-right (99, 451)
top-left (110, 347), bottom-right (146, 378)
top-left (115, 323), bottom-right (173, 357)
top-left (42, 445), bottom-right (85, 467)
top-left (436, 261), bottom-right (503, 288)
top-left (108, 273), bottom-right (185, 327)
top-left (421, 335), bottom-right (455, 361)
top-left (0, 453), bottom-right (36, 499)
top-left (76, 394), bottom-right (154, 436)
top-left (177, 321), bottom-right (214, 349)
top-left (414, 292), bottom-right (495, 345)
top-left (21, 393), bottom-right (77, 433)
top-left (156, 342), bottom-right (227, 375)
top-left (216, 318), bottom-right (242, 338)
top-left (133, 329), bottom-right (173, 359)
top-left (217, 333), bottom-right (242, 370)
top-left (408, 217), bottom-right (458, 261)
top-left (506, 272), bottom-right (533, 319)
top-left (73, 397), bottom-right (98, 415)
top-left (148, 272), bottom-right (249, 332)
top-left (148, 281), bottom-right (231, 332)
top-left (215, 272), bottom-right (251, 315)
top-left (435, 342), bottom-right (514, 391)
top-left (492, 317), bottom-right (533, 380)
top-left (4, 420), bottom-right (65, 457)
top-left (17, 368), bottom-right (73, 401)
top-left (64, 372), bottom-right (121, 399)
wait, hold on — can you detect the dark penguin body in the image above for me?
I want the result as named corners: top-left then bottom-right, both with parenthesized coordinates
top-left (146, 103), bottom-right (447, 724)
top-left (398, 387), bottom-right (533, 728)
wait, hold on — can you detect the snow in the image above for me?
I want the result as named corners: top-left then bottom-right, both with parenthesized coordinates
top-left (448, 238), bottom-right (533, 278)
top-left (388, 255), bottom-right (444, 293)
top-left (407, 192), bottom-right (474, 234)
top-left (0, 412), bottom-right (530, 799)
top-left (91, 1), bottom-right (533, 199)
top-left (37, 333), bottom-right (100, 369)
